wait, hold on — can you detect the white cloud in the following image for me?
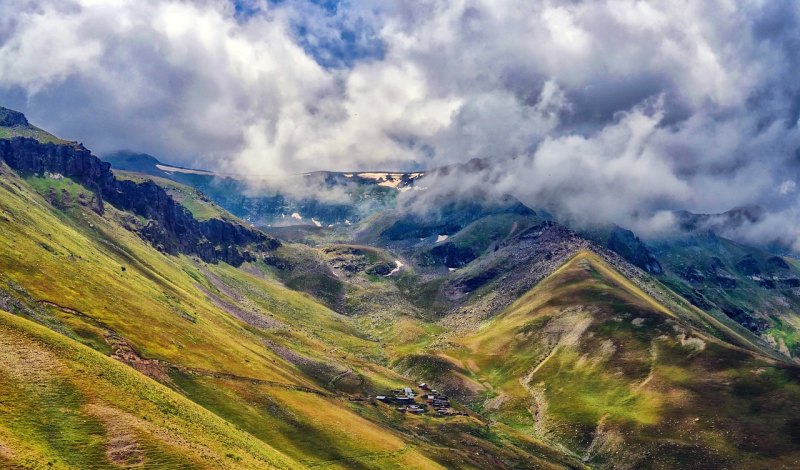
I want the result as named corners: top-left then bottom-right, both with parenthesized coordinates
top-left (779, 180), bottom-right (796, 195)
top-left (1, 0), bottom-right (800, 248)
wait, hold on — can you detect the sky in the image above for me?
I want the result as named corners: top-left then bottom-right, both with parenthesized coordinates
top-left (1, 0), bottom-right (799, 248)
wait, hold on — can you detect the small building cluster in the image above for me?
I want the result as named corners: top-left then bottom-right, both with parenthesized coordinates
top-left (374, 382), bottom-right (465, 417)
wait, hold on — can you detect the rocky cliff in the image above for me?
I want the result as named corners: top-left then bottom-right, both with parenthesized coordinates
top-left (0, 136), bottom-right (278, 265)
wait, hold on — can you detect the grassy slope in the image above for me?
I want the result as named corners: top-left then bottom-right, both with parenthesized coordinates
top-left (0, 308), bottom-right (299, 469)
top-left (652, 235), bottom-right (800, 358)
top-left (0, 124), bottom-right (70, 145)
top-left (0, 166), bottom-right (578, 468)
top-left (0, 168), bottom-right (451, 468)
top-left (429, 213), bottom-right (542, 258)
top-left (433, 251), bottom-right (800, 468)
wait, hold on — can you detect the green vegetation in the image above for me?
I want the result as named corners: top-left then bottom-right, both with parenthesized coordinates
top-left (0, 161), bottom-right (580, 468)
top-left (431, 251), bottom-right (800, 467)
top-left (0, 126), bottom-right (71, 144)
top-left (2, 115), bottom-right (800, 468)
top-left (652, 234), bottom-right (800, 359)
top-left (0, 309), bottom-right (299, 469)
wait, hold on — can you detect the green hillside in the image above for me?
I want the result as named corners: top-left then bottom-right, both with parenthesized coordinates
top-left (3, 108), bottom-right (800, 469)
top-left (0, 157), bottom-right (575, 467)
top-left (651, 233), bottom-right (800, 359)
top-left (430, 251), bottom-right (800, 468)
top-left (0, 309), bottom-right (299, 469)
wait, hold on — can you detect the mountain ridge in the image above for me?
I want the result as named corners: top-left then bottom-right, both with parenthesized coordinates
top-left (0, 108), bottom-right (278, 266)
top-left (2, 105), bottom-right (800, 468)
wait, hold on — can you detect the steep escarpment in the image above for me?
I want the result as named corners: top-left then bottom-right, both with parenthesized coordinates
top-left (0, 136), bottom-right (278, 265)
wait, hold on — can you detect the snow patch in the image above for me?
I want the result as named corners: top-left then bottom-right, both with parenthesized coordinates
top-left (311, 218), bottom-right (322, 227)
top-left (155, 164), bottom-right (214, 176)
top-left (386, 260), bottom-right (404, 277)
top-left (291, 213), bottom-right (302, 220)
top-left (436, 234), bottom-right (448, 243)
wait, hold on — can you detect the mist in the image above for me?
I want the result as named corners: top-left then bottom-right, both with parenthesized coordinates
top-left (1, 0), bottom-right (799, 249)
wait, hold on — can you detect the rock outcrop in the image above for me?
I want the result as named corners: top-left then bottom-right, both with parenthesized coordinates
top-left (0, 136), bottom-right (278, 265)
top-left (0, 107), bottom-right (30, 127)
top-left (605, 225), bottom-right (662, 274)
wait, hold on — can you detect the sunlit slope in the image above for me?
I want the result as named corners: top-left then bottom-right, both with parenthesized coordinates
top-left (448, 251), bottom-right (800, 468)
top-left (0, 165), bottom-right (448, 468)
top-left (0, 164), bottom-right (579, 468)
top-left (0, 308), bottom-right (299, 469)
top-left (0, 164), bottom-right (307, 386)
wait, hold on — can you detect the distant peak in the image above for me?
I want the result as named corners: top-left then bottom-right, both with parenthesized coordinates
top-left (105, 150), bottom-right (162, 164)
top-left (0, 107), bottom-right (30, 127)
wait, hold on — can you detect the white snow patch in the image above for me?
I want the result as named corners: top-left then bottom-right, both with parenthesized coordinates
top-left (386, 260), bottom-right (404, 277)
top-left (344, 219), bottom-right (352, 226)
top-left (311, 218), bottom-right (322, 227)
top-left (357, 172), bottom-right (392, 180)
top-left (377, 179), bottom-right (402, 188)
top-left (156, 164), bottom-right (214, 176)
top-left (448, 268), bottom-right (456, 272)
top-left (291, 212), bottom-right (302, 220)
top-left (436, 234), bottom-right (448, 243)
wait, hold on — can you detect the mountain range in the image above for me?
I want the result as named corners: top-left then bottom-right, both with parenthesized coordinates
top-left (1, 105), bottom-right (799, 469)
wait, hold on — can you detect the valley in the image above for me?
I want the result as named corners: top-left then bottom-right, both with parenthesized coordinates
top-left (1, 107), bottom-right (799, 469)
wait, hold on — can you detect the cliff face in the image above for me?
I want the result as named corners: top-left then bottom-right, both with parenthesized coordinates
top-left (0, 138), bottom-right (115, 193)
top-left (0, 136), bottom-right (278, 265)
top-left (0, 107), bottom-right (31, 127)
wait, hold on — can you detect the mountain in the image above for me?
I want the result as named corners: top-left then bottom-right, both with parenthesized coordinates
top-left (0, 107), bottom-right (69, 145)
top-left (648, 232), bottom-right (800, 358)
top-left (437, 251), bottom-right (800, 467)
top-left (672, 206), bottom-right (764, 236)
top-left (580, 225), bottom-right (662, 274)
top-left (103, 150), bottom-right (425, 228)
top-left (0, 117), bottom-right (277, 266)
top-left (1, 107), bottom-right (585, 468)
top-left (2, 106), bottom-right (800, 468)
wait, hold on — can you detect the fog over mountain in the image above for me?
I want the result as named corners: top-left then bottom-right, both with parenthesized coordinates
top-left (1, 0), bottom-right (799, 248)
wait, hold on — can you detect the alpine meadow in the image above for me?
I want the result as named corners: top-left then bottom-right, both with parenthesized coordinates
top-left (1, 1), bottom-right (800, 469)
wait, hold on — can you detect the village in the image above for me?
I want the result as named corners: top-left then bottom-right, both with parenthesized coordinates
top-left (374, 383), bottom-right (467, 417)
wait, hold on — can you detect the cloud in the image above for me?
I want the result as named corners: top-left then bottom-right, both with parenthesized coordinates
top-left (779, 180), bottom-right (797, 195)
top-left (1, 0), bottom-right (800, 249)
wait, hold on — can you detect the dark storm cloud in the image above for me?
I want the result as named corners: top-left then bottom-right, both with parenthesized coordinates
top-left (0, 0), bottom-right (799, 249)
